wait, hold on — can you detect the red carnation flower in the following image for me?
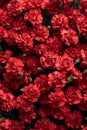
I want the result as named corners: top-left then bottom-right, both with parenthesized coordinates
top-left (19, 109), bottom-right (36, 123)
top-left (65, 110), bottom-right (82, 129)
top-left (46, 0), bottom-right (59, 14)
top-left (65, 86), bottom-right (82, 105)
top-left (22, 56), bottom-right (40, 74)
top-left (65, 44), bottom-right (82, 60)
top-left (51, 14), bottom-right (69, 30)
top-left (31, 25), bottom-right (49, 42)
top-left (5, 57), bottom-right (24, 74)
top-left (38, 105), bottom-right (64, 120)
top-left (34, 44), bottom-right (48, 56)
top-left (3, 70), bottom-right (31, 90)
top-left (24, 9), bottom-right (43, 25)
top-left (16, 95), bottom-right (33, 112)
top-left (34, 74), bottom-right (50, 93)
top-left (0, 50), bottom-right (12, 63)
top-left (18, 32), bottom-right (33, 52)
top-left (76, 15), bottom-right (87, 38)
top-left (0, 90), bottom-right (15, 112)
top-left (48, 71), bottom-right (66, 89)
top-left (40, 51), bottom-right (59, 69)
top-left (12, 16), bottom-right (27, 32)
top-left (4, 29), bottom-right (22, 45)
top-left (48, 89), bottom-right (66, 108)
top-left (6, 0), bottom-right (26, 16)
top-left (46, 37), bottom-right (63, 55)
top-left (23, 84), bottom-right (40, 102)
top-left (55, 53), bottom-right (74, 71)
top-left (0, 9), bottom-right (14, 28)
top-left (61, 27), bottom-right (78, 46)
top-left (60, 104), bottom-right (71, 118)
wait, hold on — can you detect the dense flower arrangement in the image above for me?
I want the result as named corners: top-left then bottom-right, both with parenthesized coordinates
top-left (0, 0), bottom-right (87, 129)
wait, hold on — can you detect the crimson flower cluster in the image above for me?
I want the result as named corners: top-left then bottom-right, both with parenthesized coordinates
top-left (0, 0), bottom-right (87, 130)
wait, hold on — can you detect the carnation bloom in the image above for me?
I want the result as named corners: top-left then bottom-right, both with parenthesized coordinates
top-left (19, 109), bottom-right (36, 123)
top-left (38, 105), bottom-right (64, 120)
top-left (0, 50), bottom-right (12, 63)
top-left (16, 95), bottom-right (33, 112)
top-left (34, 44), bottom-right (48, 56)
top-left (4, 29), bottom-right (22, 45)
top-left (18, 32), bottom-right (33, 52)
top-left (23, 84), bottom-right (40, 102)
top-left (22, 56), bottom-right (40, 74)
top-left (59, 104), bottom-right (71, 118)
top-left (24, 9), bottom-right (43, 25)
top-left (48, 71), bottom-right (66, 89)
top-left (65, 110), bottom-right (82, 129)
top-left (5, 57), bottom-right (24, 74)
top-left (61, 27), bottom-right (78, 46)
top-left (51, 14), bottom-right (69, 30)
top-left (65, 86), bottom-right (82, 105)
top-left (55, 53), bottom-right (74, 71)
top-left (0, 90), bottom-right (15, 111)
top-left (31, 25), bottom-right (49, 42)
top-left (65, 44), bottom-right (82, 60)
top-left (6, 0), bottom-right (27, 16)
top-left (48, 89), bottom-right (66, 108)
top-left (0, 9), bottom-right (14, 28)
top-left (46, 37), bottom-right (63, 54)
top-left (76, 15), bottom-right (87, 38)
top-left (46, 0), bottom-right (59, 14)
top-left (12, 16), bottom-right (27, 32)
top-left (40, 51), bottom-right (59, 69)
top-left (34, 74), bottom-right (50, 93)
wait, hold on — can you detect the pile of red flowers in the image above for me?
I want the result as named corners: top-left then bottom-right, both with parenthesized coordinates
top-left (0, 0), bottom-right (87, 129)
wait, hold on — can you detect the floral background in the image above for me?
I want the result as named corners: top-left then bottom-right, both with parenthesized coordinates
top-left (0, 0), bottom-right (87, 130)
